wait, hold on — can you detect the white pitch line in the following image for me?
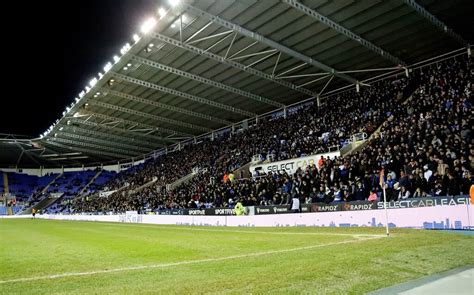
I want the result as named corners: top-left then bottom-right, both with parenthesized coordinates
top-left (97, 222), bottom-right (387, 237)
top-left (0, 236), bottom-right (384, 284)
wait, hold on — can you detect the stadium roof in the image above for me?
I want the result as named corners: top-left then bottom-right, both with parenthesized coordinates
top-left (1, 0), bottom-right (471, 168)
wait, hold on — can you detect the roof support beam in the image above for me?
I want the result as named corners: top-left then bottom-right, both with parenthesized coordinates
top-left (46, 138), bottom-right (133, 159)
top-left (282, 0), bottom-right (405, 65)
top-left (43, 140), bottom-right (124, 160)
top-left (82, 111), bottom-right (180, 143)
top-left (228, 41), bottom-right (258, 59)
top-left (112, 73), bottom-right (256, 118)
top-left (297, 75), bottom-right (330, 88)
top-left (187, 30), bottom-right (233, 45)
top-left (151, 32), bottom-right (316, 97)
top-left (403, 0), bottom-right (468, 46)
top-left (130, 56), bottom-right (284, 108)
top-left (184, 21), bottom-right (213, 43)
top-left (55, 133), bottom-right (139, 157)
top-left (229, 49), bottom-right (278, 61)
top-left (186, 5), bottom-right (358, 84)
top-left (14, 142), bottom-right (41, 166)
top-left (66, 118), bottom-right (165, 148)
top-left (245, 50), bottom-right (279, 69)
top-left (60, 126), bottom-right (152, 153)
top-left (101, 88), bottom-right (232, 126)
top-left (202, 31), bottom-right (235, 53)
top-left (275, 63), bottom-right (307, 78)
top-left (89, 99), bottom-right (210, 134)
top-left (318, 75), bottom-right (334, 96)
top-left (42, 152), bottom-right (83, 158)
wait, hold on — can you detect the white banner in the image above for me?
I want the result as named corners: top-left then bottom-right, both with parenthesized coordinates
top-left (99, 190), bottom-right (116, 198)
top-left (249, 151), bottom-right (340, 176)
top-left (17, 204), bottom-right (473, 229)
top-left (119, 211), bottom-right (142, 223)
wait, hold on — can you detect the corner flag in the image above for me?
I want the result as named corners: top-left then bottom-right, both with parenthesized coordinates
top-left (379, 168), bottom-right (385, 187)
top-left (379, 168), bottom-right (389, 236)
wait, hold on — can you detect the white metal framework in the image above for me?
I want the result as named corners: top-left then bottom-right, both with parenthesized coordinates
top-left (2, 0), bottom-right (469, 167)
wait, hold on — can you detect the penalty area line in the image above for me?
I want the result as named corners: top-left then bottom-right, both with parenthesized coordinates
top-left (0, 236), bottom-right (384, 284)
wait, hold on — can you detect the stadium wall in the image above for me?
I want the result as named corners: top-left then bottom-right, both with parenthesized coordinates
top-left (4, 205), bottom-right (473, 229)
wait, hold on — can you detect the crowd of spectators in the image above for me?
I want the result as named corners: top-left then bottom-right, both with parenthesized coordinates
top-left (71, 56), bottom-right (472, 214)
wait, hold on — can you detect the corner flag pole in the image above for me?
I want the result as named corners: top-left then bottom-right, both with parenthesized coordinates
top-left (380, 169), bottom-right (390, 236)
top-left (382, 184), bottom-right (389, 236)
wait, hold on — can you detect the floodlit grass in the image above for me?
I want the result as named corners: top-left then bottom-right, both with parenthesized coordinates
top-left (0, 219), bottom-right (473, 294)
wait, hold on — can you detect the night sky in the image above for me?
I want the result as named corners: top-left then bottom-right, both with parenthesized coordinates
top-left (2, 0), bottom-right (158, 137)
top-left (2, 1), bottom-right (472, 138)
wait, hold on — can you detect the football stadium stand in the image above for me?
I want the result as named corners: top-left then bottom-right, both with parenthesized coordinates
top-left (0, 0), bottom-right (471, 218)
top-left (0, 54), bottom-right (472, 216)
top-left (0, 1), bottom-right (472, 293)
top-left (68, 55), bottom-right (472, 214)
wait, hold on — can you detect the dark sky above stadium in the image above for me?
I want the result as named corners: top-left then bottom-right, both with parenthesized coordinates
top-left (2, 0), bottom-right (472, 138)
top-left (2, 0), bottom-right (158, 137)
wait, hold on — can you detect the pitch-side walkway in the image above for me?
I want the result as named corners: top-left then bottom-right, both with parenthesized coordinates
top-left (369, 265), bottom-right (473, 295)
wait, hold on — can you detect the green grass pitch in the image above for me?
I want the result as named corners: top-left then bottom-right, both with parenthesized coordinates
top-left (1, 219), bottom-right (473, 294)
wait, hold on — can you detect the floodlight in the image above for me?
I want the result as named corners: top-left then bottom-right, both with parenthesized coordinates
top-left (158, 8), bottom-right (167, 18)
top-left (104, 62), bottom-right (113, 72)
top-left (169, 0), bottom-right (180, 7)
top-left (89, 78), bottom-right (98, 87)
top-left (141, 18), bottom-right (157, 34)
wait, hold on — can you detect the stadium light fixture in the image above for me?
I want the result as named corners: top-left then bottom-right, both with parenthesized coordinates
top-left (123, 66), bottom-right (128, 71)
top-left (113, 55), bottom-right (120, 63)
top-left (158, 8), bottom-right (167, 18)
top-left (169, 0), bottom-right (180, 7)
top-left (120, 43), bottom-right (131, 55)
top-left (89, 78), bottom-right (98, 87)
top-left (104, 62), bottom-right (113, 72)
top-left (133, 34), bottom-right (140, 43)
top-left (140, 17), bottom-right (157, 34)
